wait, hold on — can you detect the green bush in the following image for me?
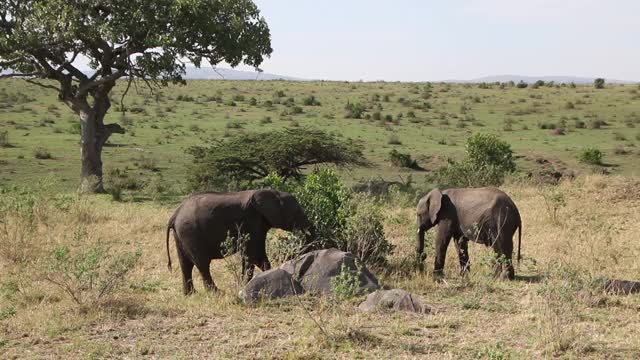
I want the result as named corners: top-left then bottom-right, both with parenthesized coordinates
top-left (344, 102), bottom-right (366, 119)
top-left (34, 147), bottom-right (53, 160)
top-left (265, 169), bottom-right (391, 267)
top-left (432, 133), bottom-right (515, 187)
top-left (466, 133), bottom-right (516, 173)
top-left (0, 130), bottom-right (9, 147)
top-left (594, 78), bottom-right (605, 89)
top-left (578, 148), bottom-right (603, 165)
top-left (302, 95), bottom-right (321, 106)
top-left (388, 149), bottom-right (420, 169)
top-left (341, 195), bottom-right (393, 266)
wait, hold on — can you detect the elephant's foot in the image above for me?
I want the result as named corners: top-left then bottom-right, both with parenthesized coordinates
top-left (183, 284), bottom-right (195, 296)
top-left (432, 269), bottom-right (445, 282)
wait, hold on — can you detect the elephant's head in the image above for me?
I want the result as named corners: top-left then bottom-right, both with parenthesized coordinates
top-left (415, 188), bottom-right (443, 266)
top-left (250, 189), bottom-right (315, 240)
top-left (417, 188), bottom-right (443, 231)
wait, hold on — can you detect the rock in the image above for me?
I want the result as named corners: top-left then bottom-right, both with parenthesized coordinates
top-left (241, 268), bottom-right (303, 303)
top-left (358, 289), bottom-right (430, 314)
top-left (603, 279), bottom-right (640, 295)
top-left (280, 248), bottom-right (379, 295)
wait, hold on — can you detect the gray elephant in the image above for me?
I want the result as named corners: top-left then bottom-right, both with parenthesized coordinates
top-left (416, 187), bottom-right (522, 279)
top-left (166, 189), bottom-right (314, 295)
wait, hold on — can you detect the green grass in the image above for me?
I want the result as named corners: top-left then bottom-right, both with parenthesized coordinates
top-left (1, 80), bottom-right (639, 191)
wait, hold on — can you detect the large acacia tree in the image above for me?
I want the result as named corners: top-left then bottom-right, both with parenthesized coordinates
top-left (0, 0), bottom-right (272, 192)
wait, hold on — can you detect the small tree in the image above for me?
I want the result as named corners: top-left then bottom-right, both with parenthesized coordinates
top-left (187, 128), bottom-right (369, 190)
top-left (594, 78), bottom-right (605, 89)
top-left (0, 1), bottom-right (272, 192)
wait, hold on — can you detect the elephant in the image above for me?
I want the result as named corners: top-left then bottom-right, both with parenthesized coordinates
top-left (166, 189), bottom-right (314, 295)
top-left (416, 187), bottom-right (522, 279)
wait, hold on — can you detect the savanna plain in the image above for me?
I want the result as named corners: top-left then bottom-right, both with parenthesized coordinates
top-left (1, 79), bottom-right (640, 358)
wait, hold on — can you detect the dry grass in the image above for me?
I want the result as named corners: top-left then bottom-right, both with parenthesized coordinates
top-left (1, 175), bottom-right (639, 358)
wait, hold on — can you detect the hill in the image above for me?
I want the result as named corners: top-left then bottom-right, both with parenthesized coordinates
top-left (463, 75), bottom-right (636, 84)
top-left (183, 66), bottom-right (303, 81)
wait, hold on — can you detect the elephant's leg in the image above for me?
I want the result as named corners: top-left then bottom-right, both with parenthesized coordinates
top-left (491, 235), bottom-right (514, 280)
top-left (176, 244), bottom-right (195, 295)
top-left (455, 237), bottom-right (470, 275)
top-left (433, 223), bottom-right (453, 279)
top-left (255, 229), bottom-right (271, 272)
top-left (194, 257), bottom-right (217, 292)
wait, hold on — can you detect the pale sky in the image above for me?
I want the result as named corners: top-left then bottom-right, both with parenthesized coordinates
top-left (228, 0), bottom-right (640, 81)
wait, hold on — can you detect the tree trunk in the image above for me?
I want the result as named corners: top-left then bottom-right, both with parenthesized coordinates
top-left (79, 109), bottom-right (105, 193)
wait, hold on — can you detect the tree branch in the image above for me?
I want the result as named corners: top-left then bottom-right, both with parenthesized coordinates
top-left (0, 72), bottom-right (39, 79)
top-left (77, 70), bottom-right (126, 96)
top-left (25, 79), bottom-right (61, 92)
top-left (0, 57), bottom-right (26, 67)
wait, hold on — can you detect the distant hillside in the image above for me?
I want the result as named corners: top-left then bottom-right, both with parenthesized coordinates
top-left (183, 67), bottom-right (303, 81)
top-left (455, 75), bottom-right (636, 84)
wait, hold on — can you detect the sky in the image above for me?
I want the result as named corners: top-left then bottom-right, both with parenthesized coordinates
top-left (225, 0), bottom-right (640, 81)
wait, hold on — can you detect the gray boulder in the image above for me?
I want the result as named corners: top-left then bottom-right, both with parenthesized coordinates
top-left (358, 289), bottom-right (430, 313)
top-left (280, 248), bottom-right (379, 295)
top-left (241, 268), bottom-right (303, 303)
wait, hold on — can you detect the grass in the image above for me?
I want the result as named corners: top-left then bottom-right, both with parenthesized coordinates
top-left (1, 78), bottom-right (640, 357)
top-left (0, 175), bottom-right (639, 358)
top-left (1, 80), bottom-right (639, 191)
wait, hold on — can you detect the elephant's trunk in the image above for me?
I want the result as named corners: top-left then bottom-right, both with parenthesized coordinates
top-left (416, 227), bottom-right (427, 269)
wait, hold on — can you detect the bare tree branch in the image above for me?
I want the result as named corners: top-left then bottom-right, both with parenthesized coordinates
top-left (0, 57), bottom-right (26, 67)
top-left (0, 72), bottom-right (39, 79)
top-left (25, 79), bottom-right (61, 91)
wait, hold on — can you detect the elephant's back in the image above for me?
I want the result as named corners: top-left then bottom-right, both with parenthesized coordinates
top-left (173, 192), bottom-right (251, 229)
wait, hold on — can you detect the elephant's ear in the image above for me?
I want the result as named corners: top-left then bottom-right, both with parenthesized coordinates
top-left (250, 189), bottom-right (285, 228)
top-left (428, 189), bottom-right (443, 224)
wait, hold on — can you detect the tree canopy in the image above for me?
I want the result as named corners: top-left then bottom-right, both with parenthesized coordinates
top-left (0, 0), bottom-right (272, 192)
top-left (187, 128), bottom-right (369, 191)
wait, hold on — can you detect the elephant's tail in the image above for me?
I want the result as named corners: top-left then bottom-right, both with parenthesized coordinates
top-left (517, 220), bottom-right (522, 263)
top-left (166, 216), bottom-right (175, 271)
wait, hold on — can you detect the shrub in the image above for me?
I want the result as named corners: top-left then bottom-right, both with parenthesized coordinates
top-left (432, 133), bottom-right (515, 187)
top-left (516, 81), bottom-right (528, 89)
top-left (344, 102), bottom-right (366, 119)
top-left (578, 148), bottom-right (603, 165)
top-left (187, 128), bottom-right (367, 191)
top-left (266, 169), bottom-right (391, 267)
top-left (588, 119), bottom-right (607, 129)
top-left (387, 134), bottom-right (402, 145)
top-left (388, 149), bottom-right (420, 169)
top-left (44, 227), bottom-right (141, 305)
top-left (0, 131), bottom-right (9, 147)
top-left (466, 133), bottom-right (516, 173)
top-left (226, 121), bottom-right (243, 129)
top-left (232, 94), bottom-right (245, 102)
top-left (290, 106), bottom-right (304, 115)
top-left (134, 155), bottom-right (158, 171)
top-left (302, 95), bottom-right (321, 106)
top-left (249, 97), bottom-right (258, 106)
top-left (330, 263), bottom-right (363, 300)
top-left (341, 195), bottom-right (393, 266)
top-left (564, 101), bottom-right (575, 110)
top-left (594, 78), bottom-right (605, 89)
top-left (502, 118), bottom-right (514, 131)
top-left (34, 148), bottom-right (53, 159)
top-left (433, 159), bottom-right (508, 188)
top-left (260, 116), bottom-right (272, 124)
